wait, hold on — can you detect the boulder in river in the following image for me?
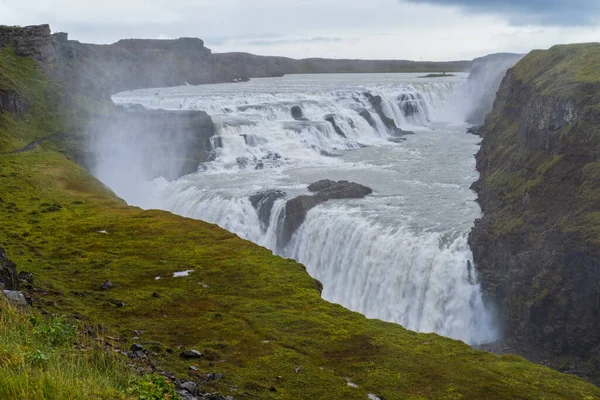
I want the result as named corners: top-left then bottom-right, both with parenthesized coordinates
top-left (324, 114), bottom-right (346, 138)
top-left (279, 180), bottom-right (372, 248)
top-left (249, 190), bottom-right (287, 231)
top-left (291, 105), bottom-right (308, 121)
top-left (363, 92), bottom-right (415, 138)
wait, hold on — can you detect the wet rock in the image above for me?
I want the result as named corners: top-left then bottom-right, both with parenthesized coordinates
top-left (3, 290), bottom-right (27, 306)
top-left (363, 92), bottom-right (414, 137)
top-left (358, 109), bottom-right (377, 129)
top-left (180, 349), bottom-right (203, 359)
top-left (291, 105), bottom-right (308, 121)
top-left (100, 280), bottom-right (114, 290)
top-left (307, 179), bottom-right (336, 192)
top-left (324, 114), bottom-right (346, 138)
top-left (236, 157), bottom-right (249, 169)
top-left (280, 181), bottom-right (372, 248)
top-left (0, 248), bottom-right (18, 291)
top-left (249, 190), bottom-right (287, 231)
top-left (398, 92), bottom-right (422, 117)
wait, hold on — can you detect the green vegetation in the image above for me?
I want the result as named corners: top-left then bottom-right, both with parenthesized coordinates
top-left (0, 296), bottom-right (180, 399)
top-left (1, 43), bottom-right (600, 399)
top-left (479, 44), bottom-right (600, 246)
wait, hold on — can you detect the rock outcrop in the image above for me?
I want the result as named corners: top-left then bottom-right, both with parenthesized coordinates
top-left (364, 93), bottom-right (415, 138)
top-left (279, 180), bottom-right (372, 247)
top-left (90, 105), bottom-right (218, 180)
top-left (0, 248), bottom-right (18, 291)
top-left (0, 90), bottom-right (29, 116)
top-left (249, 190), bottom-right (287, 231)
top-left (470, 44), bottom-right (600, 382)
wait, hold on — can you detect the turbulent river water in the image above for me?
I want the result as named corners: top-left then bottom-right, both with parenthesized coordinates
top-left (103, 73), bottom-right (498, 345)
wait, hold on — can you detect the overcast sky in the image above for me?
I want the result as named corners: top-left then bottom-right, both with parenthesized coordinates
top-left (1, 0), bottom-right (599, 60)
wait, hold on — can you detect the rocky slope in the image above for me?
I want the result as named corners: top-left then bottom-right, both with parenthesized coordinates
top-left (470, 43), bottom-right (600, 382)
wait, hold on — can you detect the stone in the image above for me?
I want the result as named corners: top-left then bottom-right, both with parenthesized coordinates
top-left (324, 114), bottom-right (346, 138)
top-left (180, 350), bottom-right (203, 359)
top-left (249, 190), bottom-right (287, 232)
top-left (3, 291), bottom-right (27, 306)
top-left (291, 105), bottom-right (308, 121)
top-left (279, 181), bottom-right (373, 248)
top-left (0, 248), bottom-right (18, 291)
top-left (18, 271), bottom-right (34, 284)
top-left (100, 280), bottom-right (114, 290)
top-left (180, 381), bottom-right (198, 395)
top-left (130, 344), bottom-right (144, 352)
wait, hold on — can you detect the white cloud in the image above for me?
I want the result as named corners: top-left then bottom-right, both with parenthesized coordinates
top-left (1, 0), bottom-right (599, 60)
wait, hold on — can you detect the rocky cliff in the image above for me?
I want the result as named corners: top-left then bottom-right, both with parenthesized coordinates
top-left (470, 43), bottom-right (600, 381)
top-left (1, 25), bottom-right (470, 100)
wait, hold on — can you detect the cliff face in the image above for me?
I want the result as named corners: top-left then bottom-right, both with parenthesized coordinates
top-left (470, 43), bottom-right (600, 380)
top-left (464, 53), bottom-right (524, 125)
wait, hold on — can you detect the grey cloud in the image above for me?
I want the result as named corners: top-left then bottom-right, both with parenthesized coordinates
top-left (403, 0), bottom-right (600, 25)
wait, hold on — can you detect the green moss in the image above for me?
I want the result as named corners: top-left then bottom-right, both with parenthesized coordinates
top-left (1, 44), bottom-right (600, 399)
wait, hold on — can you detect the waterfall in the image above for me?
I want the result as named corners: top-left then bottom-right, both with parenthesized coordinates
top-left (99, 73), bottom-right (499, 345)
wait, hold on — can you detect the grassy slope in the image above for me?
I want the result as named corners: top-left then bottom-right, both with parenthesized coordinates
top-left (0, 296), bottom-right (183, 399)
top-left (1, 47), bottom-right (599, 399)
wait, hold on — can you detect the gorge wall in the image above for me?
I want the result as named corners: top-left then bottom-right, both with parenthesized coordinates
top-left (470, 43), bottom-right (600, 381)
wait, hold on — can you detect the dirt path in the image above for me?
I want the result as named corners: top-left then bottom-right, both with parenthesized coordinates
top-left (0, 133), bottom-right (70, 155)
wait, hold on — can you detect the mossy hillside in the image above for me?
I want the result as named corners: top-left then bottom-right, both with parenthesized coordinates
top-left (2, 43), bottom-right (600, 399)
top-left (471, 43), bottom-right (600, 380)
top-left (3, 147), bottom-right (600, 399)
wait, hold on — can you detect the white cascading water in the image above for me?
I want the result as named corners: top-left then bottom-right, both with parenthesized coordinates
top-left (97, 73), bottom-right (498, 345)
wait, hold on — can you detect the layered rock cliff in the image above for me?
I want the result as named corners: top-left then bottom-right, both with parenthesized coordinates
top-left (470, 43), bottom-right (600, 381)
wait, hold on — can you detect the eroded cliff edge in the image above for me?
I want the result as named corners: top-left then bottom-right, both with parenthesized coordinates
top-left (470, 43), bottom-right (600, 381)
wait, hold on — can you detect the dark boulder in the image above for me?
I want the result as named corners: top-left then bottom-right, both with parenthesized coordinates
top-left (279, 180), bottom-right (372, 248)
top-left (324, 114), bottom-right (346, 138)
top-left (249, 190), bottom-right (287, 231)
top-left (291, 106), bottom-right (308, 121)
top-left (0, 248), bottom-right (18, 291)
